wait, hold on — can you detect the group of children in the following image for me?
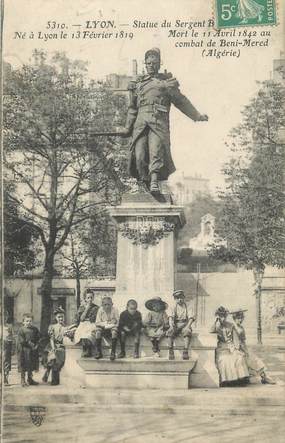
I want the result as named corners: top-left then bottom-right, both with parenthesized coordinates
top-left (211, 306), bottom-right (275, 387)
top-left (3, 292), bottom-right (275, 388)
top-left (73, 289), bottom-right (195, 361)
top-left (3, 289), bottom-right (194, 387)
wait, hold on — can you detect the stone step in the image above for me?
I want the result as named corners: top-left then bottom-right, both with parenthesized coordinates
top-left (76, 356), bottom-right (197, 389)
top-left (4, 383), bottom-right (285, 410)
top-left (4, 402), bottom-right (285, 418)
top-left (78, 356), bottom-right (197, 372)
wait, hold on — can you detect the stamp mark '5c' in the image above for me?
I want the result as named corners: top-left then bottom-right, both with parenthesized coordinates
top-left (215, 0), bottom-right (277, 28)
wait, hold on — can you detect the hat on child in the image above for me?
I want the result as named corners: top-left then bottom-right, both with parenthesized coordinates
top-left (145, 297), bottom-right (168, 312)
top-left (230, 308), bottom-right (248, 318)
top-left (54, 306), bottom-right (65, 316)
top-left (173, 290), bottom-right (185, 299)
top-left (215, 306), bottom-right (229, 317)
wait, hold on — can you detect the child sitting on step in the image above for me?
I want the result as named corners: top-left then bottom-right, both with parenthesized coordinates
top-left (144, 297), bottom-right (169, 358)
top-left (118, 299), bottom-right (143, 359)
top-left (74, 289), bottom-right (99, 358)
top-left (95, 296), bottom-right (119, 361)
top-left (231, 308), bottom-right (276, 385)
top-left (166, 290), bottom-right (195, 360)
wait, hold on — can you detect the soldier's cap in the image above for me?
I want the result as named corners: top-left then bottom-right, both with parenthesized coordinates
top-left (230, 308), bottom-right (248, 318)
top-left (145, 296), bottom-right (168, 312)
top-left (145, 47), bottom-right (161, 62)
top-left (54, 306), bottom-right (65, 316)
top-left (173, 290), bottom-right (185, 299)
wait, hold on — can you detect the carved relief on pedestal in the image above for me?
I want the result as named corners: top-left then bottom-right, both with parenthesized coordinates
top-left (118, 216), bottom-right (175, 248)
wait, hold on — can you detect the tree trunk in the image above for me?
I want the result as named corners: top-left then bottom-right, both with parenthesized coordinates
top-left (76, 268), bottom-right (81, 308)
top-left (40, 149), bottom-right (58, 335)
top-left (253, 268), bottom-right (264, 345)
top-left (40, 254), bottom-right (54, 335)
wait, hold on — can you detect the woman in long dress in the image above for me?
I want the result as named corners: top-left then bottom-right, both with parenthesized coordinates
top-left (231, 309), bottom-right (275, 384)
top-left (211, 306), bottom-right (249, 387)
top-left (236, 0), bottom-right (264, 23)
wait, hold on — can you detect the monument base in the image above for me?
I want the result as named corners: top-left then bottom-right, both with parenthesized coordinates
top-left (78, 358), bottom-right (196, 389)
top-left (64, 192), bottom-right (220, 389)
top-left (64, 333), bottom-right (219, 389)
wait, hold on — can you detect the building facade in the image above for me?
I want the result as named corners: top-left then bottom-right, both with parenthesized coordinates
top-left (170, 172), bottom-right (211, 205)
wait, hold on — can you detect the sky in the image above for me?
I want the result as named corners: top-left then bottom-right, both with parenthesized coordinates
top-left (3, 0), bottom-right (285, 194)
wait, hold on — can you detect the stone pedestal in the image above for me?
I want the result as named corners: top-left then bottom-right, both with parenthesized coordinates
top-left (189, 332), bottom-right (219, 388)
top-left (109, 192), bottom-right (185, 313)
top-left (61, 342), bottom-right (86, 385)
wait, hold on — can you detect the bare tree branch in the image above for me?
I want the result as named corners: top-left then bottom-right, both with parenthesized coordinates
top-left (8, 193), bottom-right (49, 223)
top-left (6, 163), bottom-right (49, 211)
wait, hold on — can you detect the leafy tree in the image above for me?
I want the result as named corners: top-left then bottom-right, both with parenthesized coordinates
top-left (87, 212), bottom-right (117, 276)
top-left (209, 79), bottom-right (285, 343)
top-left (3, 183), bottom-right (39, 275)
top-left (58, 212), bottom-right (117, 307)
top-left (3, 50), bottom-right (129, 333)
top-left (58, 227), bottom-right (90, 308)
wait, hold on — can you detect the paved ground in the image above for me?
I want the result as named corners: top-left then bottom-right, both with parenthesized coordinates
top-left (2, 342), bottom-right (285, 443)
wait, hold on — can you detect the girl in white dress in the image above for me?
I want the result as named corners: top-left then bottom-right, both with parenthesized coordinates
top-left (74, 290), bottom-right (99, 357)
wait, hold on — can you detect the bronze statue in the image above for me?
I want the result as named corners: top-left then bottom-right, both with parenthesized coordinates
top-left (121, 48), bottom-right (208, 193)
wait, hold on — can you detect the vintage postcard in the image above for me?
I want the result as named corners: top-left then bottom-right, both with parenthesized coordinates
top-left (1, 0), bottom-right (285, 442)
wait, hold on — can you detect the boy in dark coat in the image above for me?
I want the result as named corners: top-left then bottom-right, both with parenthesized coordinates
top-left (118, 299), bottom-right (143, 359)
top-left (17, 313), bottom-right (40, 387)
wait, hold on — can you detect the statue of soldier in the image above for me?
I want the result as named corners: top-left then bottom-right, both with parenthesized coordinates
top-left (121, 48), bottom-right (208, 193)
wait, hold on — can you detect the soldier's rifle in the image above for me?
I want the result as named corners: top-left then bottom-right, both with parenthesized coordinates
top-left (72, 128), bottom-right (129, 139)
top-left (87, 130), bottom-right (128, 137)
